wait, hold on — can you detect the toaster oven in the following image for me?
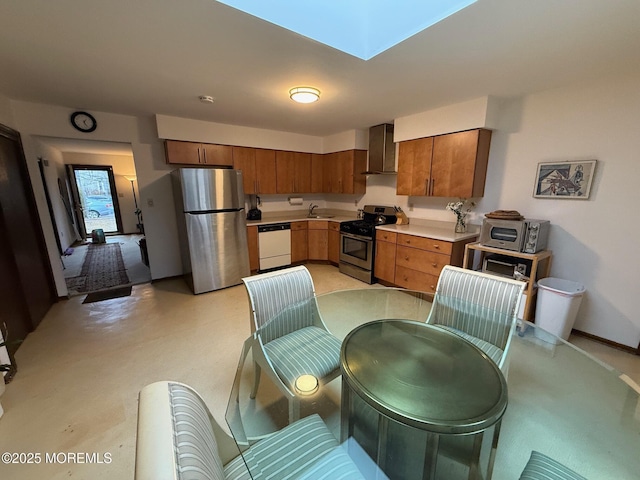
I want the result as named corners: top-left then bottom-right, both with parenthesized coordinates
top-left (480, 218), bottom-right (550, 253)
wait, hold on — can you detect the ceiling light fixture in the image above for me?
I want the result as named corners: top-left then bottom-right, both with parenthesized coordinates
top-left (289, 87), bottom-right (320, 104)
top-left (199, 95), bottom-right (215, 104)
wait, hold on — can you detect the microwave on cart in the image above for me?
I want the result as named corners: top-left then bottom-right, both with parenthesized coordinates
top-left (480, 218), bottom-right (550, 254)
top-left (482, 254), bottom-right (532, 280)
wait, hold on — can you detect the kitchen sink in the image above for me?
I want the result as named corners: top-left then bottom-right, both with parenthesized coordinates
top-left (308, 215), bottom-right (335, 219)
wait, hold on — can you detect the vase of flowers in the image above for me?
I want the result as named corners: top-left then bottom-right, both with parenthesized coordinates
top-left (446, 198), bottom-right (475, 233)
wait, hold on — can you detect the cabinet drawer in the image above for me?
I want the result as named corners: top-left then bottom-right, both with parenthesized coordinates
top-left (396, 245), bottom-right (449, 276)
top-left (397, 233), bottom-right (453, 255)
top-left (376, 230), bottom-right (397, 244)
top-left (328, 222), bottom-right (340, 232)
top-left (394, 266), bottom-right (439, 295)
top-left (290, 221), bottom-right (308, 231)
top-left (308, 220), bottom-right (328, 230)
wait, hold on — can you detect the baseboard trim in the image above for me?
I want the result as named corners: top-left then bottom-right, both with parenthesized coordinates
top-left (571, 329), bottom-right (640, 355)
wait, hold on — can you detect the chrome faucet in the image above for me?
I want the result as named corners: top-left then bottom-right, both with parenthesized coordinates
top-left (308, 203), bottom-right (319, 217)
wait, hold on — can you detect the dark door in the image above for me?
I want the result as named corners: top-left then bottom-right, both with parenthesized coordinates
top-left (0, 124), bottom-right (57, 352)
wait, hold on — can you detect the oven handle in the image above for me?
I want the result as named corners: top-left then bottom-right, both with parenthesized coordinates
top-left (340, 231), bottom-right (373, 242)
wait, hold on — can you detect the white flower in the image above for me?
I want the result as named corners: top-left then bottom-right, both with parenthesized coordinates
top-left (445, 198), bottom-right (475, 219)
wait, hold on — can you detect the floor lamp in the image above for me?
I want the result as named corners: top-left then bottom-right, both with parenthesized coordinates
top-left (124, 175), bottom-right (143, 234)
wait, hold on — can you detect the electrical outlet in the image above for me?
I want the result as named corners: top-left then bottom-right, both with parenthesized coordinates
top-left (408, 204), bottom-right (414, 211)
top-left (354, 200), bottom-right (358, 207)
top-left (147, 198), bottom-right (154, 207)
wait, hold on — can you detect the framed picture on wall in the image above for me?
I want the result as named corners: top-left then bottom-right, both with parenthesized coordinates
top-left (533, 160), bottom-right (597, 199)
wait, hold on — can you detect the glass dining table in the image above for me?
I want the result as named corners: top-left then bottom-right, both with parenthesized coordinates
top-left (225, 288), bottom-right (640, 480)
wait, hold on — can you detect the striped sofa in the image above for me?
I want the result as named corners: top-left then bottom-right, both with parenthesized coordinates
top-left (135, 381), bottom-right (364, 480)
top-left (426, 265), bottom-right (525, 374)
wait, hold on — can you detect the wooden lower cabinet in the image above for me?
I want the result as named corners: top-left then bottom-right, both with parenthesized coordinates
top-left (308, 221), bottom-right (328, 261)
top-left (374, 231), bottom-right (397, 284)
top-left (247, 225), bottom-right (259, 271)
top-left (394, 266), bottom-right (440, 295)
top-left (328, 222), bottom-right (340, 265)
top-left (291, 221), bottom-right (308, 263)
top-left (375, 230), bottom-right (477, 295)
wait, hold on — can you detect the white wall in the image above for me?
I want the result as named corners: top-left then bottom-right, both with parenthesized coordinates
top-left (35, 141), bottom-right (80, 252)
top-left (9, 101), bottom-right (181, 296)
top-left (492, 74), bottom-right (640, 346)
top-left (0, 94), bottom-right (15, 128)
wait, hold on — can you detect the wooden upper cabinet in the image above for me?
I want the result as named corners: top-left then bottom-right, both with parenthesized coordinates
top-left (276, 151), bottom-right (311, 193)
top-left (255, 149), bottom-right (277, 194)
top-left (201, 143), bottom-right (233, 166)
top-left (431, 129), bottom-right (491, 198)
top-left (165, 140), bottom-right (232, 166)
top-left (396, 129), bottom-right (491, 198)
top-left (397, 137), bottom-right (433, 196)
top-left (232, 147), bottom-right (277, 194)
top-left (311, 154), bottom-right (324, 193)
top-left (232, 146), bottom-right (256, 194)
top-left (322, 150), bottom-right (367, 194)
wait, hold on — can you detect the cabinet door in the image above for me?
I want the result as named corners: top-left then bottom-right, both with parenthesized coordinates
top-left (431, 129), bottom-right (491, 198)
top-left (247, 225), bottom-right (259, 271)
top-left (311, 154), bottom-right (324, 193)
top-left (294, 152), bottom-right (311, 193)
top-left (308, 221), bottom-right (328, 260)
top-left (202, 143), bottom-right (233, 166)
top-left (165, 140), bottom-right (202, 165)
top-left (233, 146), bottom-right (257, 194)
top-left (291, 221), bottom-right (308, 263)
top-left (396, 138), bottom-right (432, 196)
top-left (323, 152), bottom-right (339, 193)
top-left (277, 151), bottom-right (311, 193)
top-left (276, 151), bottom-right (296, 193)
top-left (375, 240), bottom-right (396, 283)
top-left (328, 223), bottom-right (340, 264)
top-left (255, 149), bottom-right (277, 194)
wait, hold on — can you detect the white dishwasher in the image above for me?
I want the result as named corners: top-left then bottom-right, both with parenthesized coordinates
top-left (258, 223), bottom-right (292, 271)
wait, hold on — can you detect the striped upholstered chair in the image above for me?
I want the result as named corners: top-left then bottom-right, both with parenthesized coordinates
top-left (520, 451), bottom-right (587, 479)
top-left (242, 266), bottom-right (342, 422)
top-left (426, 265), bottom-right (525, 374)
top-left (135, 381), bottom-right (364, 480)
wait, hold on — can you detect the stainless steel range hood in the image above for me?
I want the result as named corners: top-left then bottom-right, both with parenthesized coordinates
top-left (365, 123), bottom-right (396, 174)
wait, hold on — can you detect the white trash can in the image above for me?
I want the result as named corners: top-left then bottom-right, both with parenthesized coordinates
top-left (535, 277), bottom-right (585, 343)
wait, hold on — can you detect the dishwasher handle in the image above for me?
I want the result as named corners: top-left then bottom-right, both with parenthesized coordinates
top-left (258, 223), bottom-right (291, 233)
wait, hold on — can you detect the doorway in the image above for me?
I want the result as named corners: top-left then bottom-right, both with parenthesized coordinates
top-left (67, 165), bottom-right (123, 238)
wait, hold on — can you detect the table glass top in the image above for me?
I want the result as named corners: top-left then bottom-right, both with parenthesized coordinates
top-left (225, 287), bottom-right (640, 480)
top-left (341, 319), bottom-right (507, 433)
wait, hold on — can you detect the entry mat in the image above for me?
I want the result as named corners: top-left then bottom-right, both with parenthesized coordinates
top-left (83, 285), bottom-right (133, 304)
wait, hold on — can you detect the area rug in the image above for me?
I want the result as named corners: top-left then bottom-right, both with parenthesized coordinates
top-left (67, 243), bottom-right (130, 293)
top-left (82, 285), bottom-right (133, 304)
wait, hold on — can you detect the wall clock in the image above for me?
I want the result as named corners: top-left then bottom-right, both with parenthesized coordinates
top-left (70, 111), bottom-right (97, 133)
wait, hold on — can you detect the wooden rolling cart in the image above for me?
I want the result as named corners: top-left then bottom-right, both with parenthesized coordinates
top-left (462, 243), bottom-right (552, 322)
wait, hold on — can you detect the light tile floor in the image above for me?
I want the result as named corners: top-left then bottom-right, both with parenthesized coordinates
top-left (0, 264), bottom-right (637, 479)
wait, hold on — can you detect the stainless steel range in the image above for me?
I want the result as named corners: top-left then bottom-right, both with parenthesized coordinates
top-left (339, 205), bottom-right (397, 284)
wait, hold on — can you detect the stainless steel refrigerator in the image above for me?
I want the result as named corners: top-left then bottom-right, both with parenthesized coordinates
top-left (172, 168), bottom-right (250, 294)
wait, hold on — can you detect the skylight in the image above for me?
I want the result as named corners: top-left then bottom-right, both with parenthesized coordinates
top-left (217, 0), bottom-right (477, 60)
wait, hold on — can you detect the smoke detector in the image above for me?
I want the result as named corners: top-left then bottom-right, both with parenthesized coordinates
top-left (199, 95), bottom-right (215, 104)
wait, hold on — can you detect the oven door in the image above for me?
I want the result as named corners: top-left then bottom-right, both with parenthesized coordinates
top-left (340, 232), bottom-right (373, 270)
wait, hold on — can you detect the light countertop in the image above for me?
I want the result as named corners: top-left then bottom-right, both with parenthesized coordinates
top-left (245, 210), bottom-right (357, 227)
top-left (247, 211), bottom-right (480, 243)
top-left (376, 220), bottom-right (480, 243)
